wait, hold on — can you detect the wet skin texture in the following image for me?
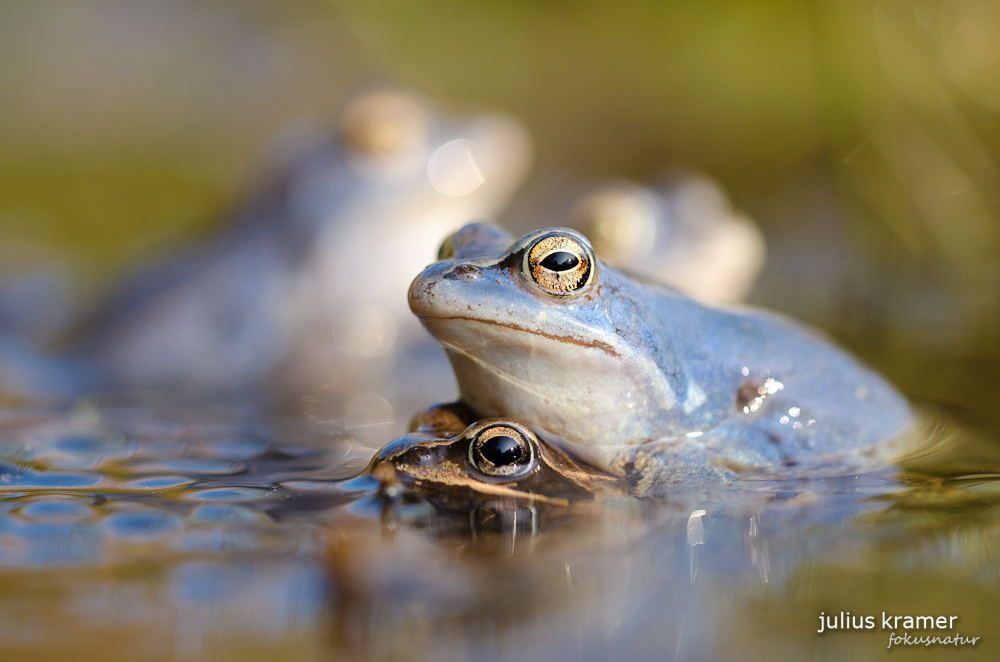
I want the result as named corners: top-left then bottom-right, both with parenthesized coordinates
top-left (408, 223), bottom-right (914, 483)
top-left (365, 409), bottom-right (622, 507)
top-left (275, 407), bottom-right (620, 540)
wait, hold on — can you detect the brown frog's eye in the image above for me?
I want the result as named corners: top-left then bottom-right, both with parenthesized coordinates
top-left (522, 231), bottom-right (596, 297)
top-left (469, 424), bottom-right (536, 479)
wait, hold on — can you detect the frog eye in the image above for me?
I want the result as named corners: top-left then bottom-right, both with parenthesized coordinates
top-left (522, 231), bottom-right (596, 297)
top-left (468, 423), bottom-right (536, 479)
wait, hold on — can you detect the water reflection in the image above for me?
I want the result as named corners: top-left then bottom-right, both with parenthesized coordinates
top-left (0, 404), bottom-right (998, 660)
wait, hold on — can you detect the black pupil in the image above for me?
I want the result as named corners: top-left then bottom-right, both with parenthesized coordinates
top-left (480, 435), bottom-right (525, 466)
top-left (540, 251), bottom-right (579, 272)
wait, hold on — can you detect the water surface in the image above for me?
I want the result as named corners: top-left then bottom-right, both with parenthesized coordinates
top-left (0, 403), bottom-right (997, 662)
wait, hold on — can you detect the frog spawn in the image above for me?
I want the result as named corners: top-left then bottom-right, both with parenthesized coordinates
top-left (0, 407), bottom-right (605, 571)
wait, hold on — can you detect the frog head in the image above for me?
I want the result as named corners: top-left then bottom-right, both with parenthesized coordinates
top-left (409, 224), bottom-right (685, 461)
top-left (365, 417), bottom-right (620, 505)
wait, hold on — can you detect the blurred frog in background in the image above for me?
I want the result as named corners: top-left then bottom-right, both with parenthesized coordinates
top-left (0, 89), bottom-right (533, 414)
top-left (504, 168), bottom-right (766, 304)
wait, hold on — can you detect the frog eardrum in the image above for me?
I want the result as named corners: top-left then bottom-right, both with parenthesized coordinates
top-left (522, 231), bottom-right (596, 297)
top-left (469, 421), bottom-right (537, 478)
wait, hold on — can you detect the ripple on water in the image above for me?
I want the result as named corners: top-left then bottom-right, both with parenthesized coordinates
top-left (123, 475), bottom-right (198, 490)
top-left (190, 503), bottom-right (269, 523)
top-left (281, 479), bottom-right (354, 492)
top-left (25, 434), bottom-right (137, 470)
top-left (185, 487), bottom-right (276, 502)
top-left (102, 509), bottom-right (182, 539)
top-left (18, 495), bottom-right (94, 522)
top-left (199, 437), bottom-right (270, 460)
top-left (172, 525), bottom-right (278, 555)
top-left (125, 458), bottom-right (246, 475)
top-left (0, 470), bottom-right (105, 490)
top-left (0, 408), bottom-right (348, 577)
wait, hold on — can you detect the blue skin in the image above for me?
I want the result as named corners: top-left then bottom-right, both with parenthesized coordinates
top-left (409, 223), bottom-right (914, 480)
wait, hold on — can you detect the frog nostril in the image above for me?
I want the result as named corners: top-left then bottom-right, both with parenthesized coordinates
top-left (406, 447), bottom-right (432, 463)
top-left (447, 264), bottom-right (482, 282)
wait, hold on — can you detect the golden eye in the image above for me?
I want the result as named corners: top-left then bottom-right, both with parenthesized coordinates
top-left (469, 424), bottom-right (536, 478)
top-left (522, 231), bottom-right (596, 296)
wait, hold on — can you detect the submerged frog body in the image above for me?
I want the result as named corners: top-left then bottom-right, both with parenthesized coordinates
top-left (0, 90), bottom-right (531, 404)
top-left (408, 224), bottom-right (915, 480)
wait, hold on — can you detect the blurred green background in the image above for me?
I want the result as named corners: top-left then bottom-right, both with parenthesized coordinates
top-left (1, 0), bottom-right (999, 424)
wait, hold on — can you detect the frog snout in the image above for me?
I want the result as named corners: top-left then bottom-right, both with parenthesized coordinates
top-left (370, 434), bottom-right (426, 464)
top-left (408, 255), bottom-right (513, 329)
top-left (408, 260), bottom-right (457, 317)
top-left (408, 264), bottom-right (440, 315)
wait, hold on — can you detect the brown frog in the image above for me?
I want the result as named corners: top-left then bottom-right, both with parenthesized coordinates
top-left (366, 404), bottom-right (622, 507)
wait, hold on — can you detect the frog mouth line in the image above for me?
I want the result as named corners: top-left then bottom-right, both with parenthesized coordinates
top-left (396, 471), bottom-right (572, 506)
top-left (417, 314), bottom-right (619, 357)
